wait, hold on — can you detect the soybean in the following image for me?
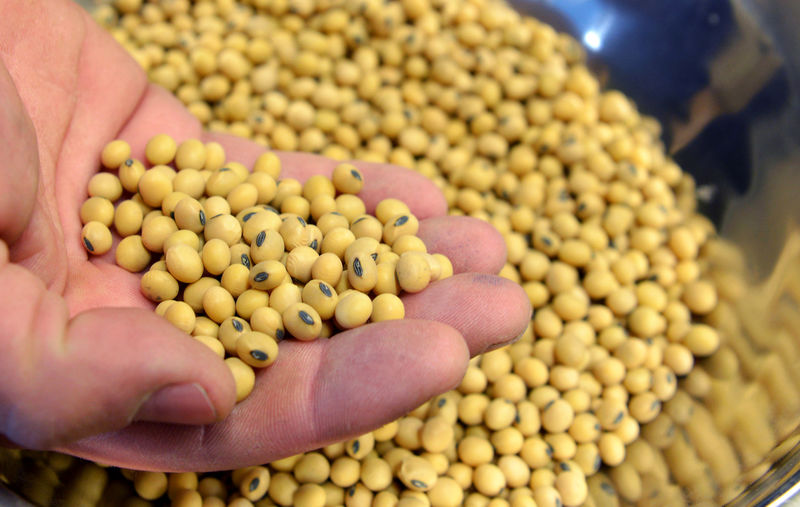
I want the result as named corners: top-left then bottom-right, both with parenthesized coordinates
top-left (166, 244), bottom-right (204, 283)
top-left (398, 455), bottom-right (437, 492)
top-left (81, 221), bottom-right (113, 255)
top-left (226, 357), bottom-right (256, 402)
top-left (334, 292), bottom-right (372, 329)
top-left (237, 331), bottom-right (279, 368)
top-left (283, 302), bottom-right (323, 341)
top-left (332, 162), bottom-right (364, 195)
top-left (396, 251), bottom-right (432, 293)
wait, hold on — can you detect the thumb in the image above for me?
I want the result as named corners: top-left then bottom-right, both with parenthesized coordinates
top-left (0, 242), bottom-right (236, 450)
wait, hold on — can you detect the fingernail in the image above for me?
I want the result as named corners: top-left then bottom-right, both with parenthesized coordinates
top-left (133, 383), bottom-right (217, 425)
top-left (479, 327), bottom-right (529, 355)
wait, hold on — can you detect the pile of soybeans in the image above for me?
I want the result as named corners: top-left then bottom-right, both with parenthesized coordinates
top-left (4, 0), bottom-right (800, 505)
top-left (82, 134), bottom-right (456, 403)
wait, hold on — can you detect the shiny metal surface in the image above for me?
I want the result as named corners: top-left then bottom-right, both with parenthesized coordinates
top-left (513, 0), bottom-right (800, 275)
top-left (727, 438), bottom-right (800, 506)
top-left (511, 1), bottom-right (800, 505)
top-left (0, 482), bottom-right (32, 506)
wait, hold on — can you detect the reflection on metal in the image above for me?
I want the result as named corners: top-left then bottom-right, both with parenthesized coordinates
top-left (513, 0), bottom-right (796, 227)
top-left (671, 0), bottom-right (782, 154)
top-left (579, 12), bottom-right (614, 52)
top-left (0, 482), bottom-right (31, 506)
top-left (583, 30), bottom-right (602, 51)
top-left (712, 230), bottom-right (800, 506)
top-left (728, 435), bottom-right (800, 506)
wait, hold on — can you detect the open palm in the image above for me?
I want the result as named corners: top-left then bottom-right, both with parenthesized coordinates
top-left (0, 0), bottom-right (531, 472)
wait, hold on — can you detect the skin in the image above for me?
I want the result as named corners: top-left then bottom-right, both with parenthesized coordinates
top-left (0, 0), bottom-right (531, 471)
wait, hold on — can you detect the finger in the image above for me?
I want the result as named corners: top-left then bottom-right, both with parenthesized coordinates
top-left (418, 215), bottom-right (508, 274)
top-left (63, 320), bottom-right (468, 471)
top-left (0, 54), bottom-right (65, 288)
top-left (3, 2), bottom-right (150, 285)
top-left (0, 59), bottom-right (38, 245)
top-left (0, 243), bottom-right (235, 450)
top-left (403, 273), bottom-right (532, 356)
top-left (57, 4), bottom-right (150, 237)
top-left (207, 132), bottom-right (448, 219)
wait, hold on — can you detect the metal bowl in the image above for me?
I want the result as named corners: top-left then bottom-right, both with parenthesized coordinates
top-left (4, 0), bottom-right (800, 505)
top-left (511, 1), bottom-right (800, 505)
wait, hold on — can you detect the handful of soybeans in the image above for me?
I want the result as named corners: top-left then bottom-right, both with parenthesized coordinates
top-left (80, 134), bottom-right (453, 402)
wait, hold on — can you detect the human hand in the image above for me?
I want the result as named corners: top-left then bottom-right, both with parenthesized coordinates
top-left (0, 0), bottom-right (531, 471)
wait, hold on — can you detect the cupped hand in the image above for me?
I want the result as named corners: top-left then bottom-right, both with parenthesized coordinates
top-left (0, 0), bottom-right (531, 471)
